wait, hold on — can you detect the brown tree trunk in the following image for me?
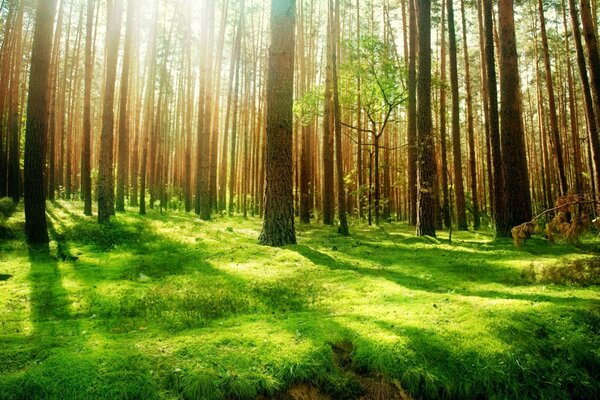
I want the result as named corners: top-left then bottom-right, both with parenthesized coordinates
top-left (498, 0), bottom-right (532, 229)
top-left (24, 0), bottom-right (58, 244)
top-left (259, 0), bottom-right (297, 246)
top-left (439, 0), bottom-right (451, 229)
top-left (98, 0), bottom-right (122, 223)
top-left (538, 0), bottom-right (568, 195)
top-left (447, 0), bottom-right (468, 230)
top-left (7, 2), bottom-right (23, 203)
top-left (407, 0), bottom-right (418, 226)
top-left (578, 0), bottom-right (600, 195)
top-left (461, 0), bottom-right (480, 229)
top-left (322, 6), bottom-right (334, 226)
top-left (483, 0), bottom-right (509, 236)
top-left (416, 0), bottom-right (436, 237)
top-left (82, 0), bottom-right (94, 216)
top-left (116, 0), bottom-right (135, 212)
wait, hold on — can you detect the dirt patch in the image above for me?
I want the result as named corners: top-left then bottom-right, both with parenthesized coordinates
top-left (331, 341), bottom-right (412, 400)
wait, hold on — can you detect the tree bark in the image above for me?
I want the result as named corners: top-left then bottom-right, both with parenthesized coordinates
top-left (259, 0), bottom-right (297, 246)
top-left (447, 0), bottom-right (468, 230)
top-left (498, 0), bottom-right (532, 229)
top-left (24, 0), bottom-right (58, 244)
top-left (416, 0), bottom-right (436, 237)
top-left (97, 0), bottom-right (122, 223)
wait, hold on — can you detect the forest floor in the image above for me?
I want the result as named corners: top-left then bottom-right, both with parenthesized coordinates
top-left (0, 201), bottom-right (599, 400)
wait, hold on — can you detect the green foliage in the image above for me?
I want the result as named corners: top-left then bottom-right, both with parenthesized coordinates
top-left (0, 197), bottom-right (16, 219)
top-left (294, 85), bottom-right (324, 126)
top-left (340, 34), bottom-right (406, 123)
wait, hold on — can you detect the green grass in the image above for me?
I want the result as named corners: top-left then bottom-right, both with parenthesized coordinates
top-left (0, 201), bottom-right (598, 399)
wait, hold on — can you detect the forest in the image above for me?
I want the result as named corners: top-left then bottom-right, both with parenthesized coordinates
top-left (0, 0), bottom-right (599, 398)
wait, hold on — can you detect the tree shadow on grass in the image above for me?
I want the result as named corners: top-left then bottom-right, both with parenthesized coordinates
top-left (290, 243), bottom-right (599, 307)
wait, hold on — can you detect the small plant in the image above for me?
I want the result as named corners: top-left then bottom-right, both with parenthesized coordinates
top-left (0, 197), bottom-right (16, 219)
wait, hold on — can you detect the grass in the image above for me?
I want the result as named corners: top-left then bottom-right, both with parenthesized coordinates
top-left (0, 200), bottom-right (598, 399)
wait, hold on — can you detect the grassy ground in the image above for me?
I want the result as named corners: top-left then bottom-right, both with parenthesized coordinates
top-left (0, 201), bottom-right (598, 399)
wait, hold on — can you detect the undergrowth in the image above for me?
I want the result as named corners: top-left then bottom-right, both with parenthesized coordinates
top-left (0, 201), bottom-right (598, 399)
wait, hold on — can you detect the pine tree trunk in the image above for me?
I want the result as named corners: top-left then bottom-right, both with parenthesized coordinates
top-left (7, 2), bottom-right (23, 203)
top-left (116, 0), bottom-right (135, 212)
top-left (439, 0), bottom-right (451, 229)
top-left (322, 6), bottom-right (334, 226)
top-left (447, 0), bottom-right (468, 230)
top-left (97, 0), bottom-right (122, 223)
top-left (538, 0), bottom-right (568, 195)
top-left (578, 0), bottom-right (600, 195)
top-left (416, 0), bottom-right (436, 237)
top-left (461, 0), bottom-right (480, 229)
top-left (24, 0), bottom-right (58, 244)
top-left (498, 0), bottom-right (532, 229)
top-left (407, 0), bottom-right (418, 226)
top-left (259, 0), bottom-right (297, 246)
top-left (483, 0), bottom-right (509, 237)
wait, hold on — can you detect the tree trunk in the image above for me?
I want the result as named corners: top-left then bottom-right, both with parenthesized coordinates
top-left (578, 0), bottom-right (600, 195)
top-left (116, 0), bottom-right (135, 212)
top-left (24, 0), bottom-right (58, 244)
top-left (483, 0), bottom-right (509, 237)
top-left (97, 0), bottom-right (122, 224)
top-left (538, 0), bottom-right (568, 195)
top-left (498, 0), bottom-right (532, 229)
top-left (416, 0), bottom-right (436, 237)
top-left (447, 0), bottom-right (468, 230)
top-left (82, 0), bottom-right (94, 216)
top-left (7, 2), bottom-right (23, 203)
top-left (322, 6), bottom-right (334, 226)
top-left (461, 0), bottom-right (480, 229)
top-left (259, 0), bottom-right (297, 246)
top-left (407, 0), bottom-right (418, 226)
top-left (439, 0), bottom-right (451, 229)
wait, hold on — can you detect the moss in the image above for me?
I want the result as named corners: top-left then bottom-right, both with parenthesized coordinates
top-left (0, 201), bottom-right (598, 399)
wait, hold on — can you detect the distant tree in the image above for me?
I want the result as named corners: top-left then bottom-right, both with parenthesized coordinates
top-left (407, 0), bottom-right (417, 226)
top-left (116, 0), bottom-right (136, 212)
top-left (416, 0), bottom-right (436, 237)
top-left (97, 0), bottom-right (122, 223)
top-left (81, 0), bottom-right (95, 216)
top-left (7, 2), bottom-right (24, 203)
top-left (330, 0), bottom-right (348, 236)
top-left (24, 0), bottom-right (58, 244)
top-left (259, 0), bottom-right (296, 246)
top-left (447, 0), bottom-right (468, 230)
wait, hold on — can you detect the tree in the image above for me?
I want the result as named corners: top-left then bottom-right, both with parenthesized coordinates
top-left (407, 0), bottom-right (417, 226)
top-left (259, 0), bottom-right (296, 246)
top-left (24, 0), bottom-right (59, 244)
top-left (447, 0), bottom-right (468, 230)
top-left (97, 0), bottom-right (123, 223)
top-left (7, 2), bottom-right (24, 203)
top-left (461, 0), bottom-right (480, 229)
top-left (330, 0), bottom-right (348, 236)
top-left (416, 0), bottom-right (436, 237)
top-left (498, 0), bottom-right (532, 229)
top-left (483, 0), bottom-right (509, 237)
top-left (81, 0), bottom-right (95, 216)
top-left (116, 0), bottom-right (136, 212)
top-left (537, 0), bottom-right (568, 195)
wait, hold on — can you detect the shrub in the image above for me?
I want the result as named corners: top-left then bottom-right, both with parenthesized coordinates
top-left (0, 197), bottom-right (16, 219)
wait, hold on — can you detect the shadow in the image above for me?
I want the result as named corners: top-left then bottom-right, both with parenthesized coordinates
top-left (27, 244), bottom-right (78, 330)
